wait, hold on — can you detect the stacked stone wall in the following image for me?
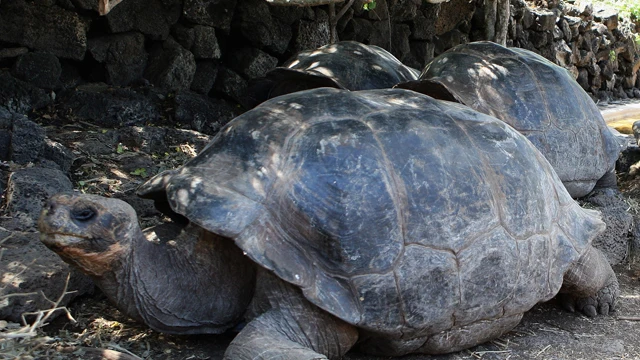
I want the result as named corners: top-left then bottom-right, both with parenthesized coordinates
top-left (0, 0), bottom-right (639, 117)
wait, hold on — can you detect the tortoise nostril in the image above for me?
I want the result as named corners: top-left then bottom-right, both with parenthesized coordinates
top-left (45, 199), bottom-right (57, 214)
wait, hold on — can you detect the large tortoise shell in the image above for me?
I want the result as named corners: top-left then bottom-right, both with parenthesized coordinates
top-left (139, 88), bottom-right (603, 338)
top-left (246, 41), bottom-right (419, 107)
top-left (398, 41), bottom-right (620, 198)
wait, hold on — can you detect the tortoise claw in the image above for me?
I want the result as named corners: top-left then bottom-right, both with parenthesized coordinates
top-left (558, 279), bottom-right (618, 317)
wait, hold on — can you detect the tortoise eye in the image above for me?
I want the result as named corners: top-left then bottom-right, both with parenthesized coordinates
top-left (71, 207), bottom-right (96, 222)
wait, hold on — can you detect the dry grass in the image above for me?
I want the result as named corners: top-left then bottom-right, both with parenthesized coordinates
top-left (608, 119), bottom-right (638, 134)
top-left (0, 274), bottom-right (75, 359)
top-left (0, 273), bottom-right (146, 360)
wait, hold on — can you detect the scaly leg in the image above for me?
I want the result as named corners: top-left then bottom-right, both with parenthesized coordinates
top-left (224, 270), bottom-right (358, 360)
top-left (557, 245), bottom-right (619, 317)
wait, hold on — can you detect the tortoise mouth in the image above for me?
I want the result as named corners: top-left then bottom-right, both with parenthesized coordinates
top-left (39, 231), bottom-right (90, 250)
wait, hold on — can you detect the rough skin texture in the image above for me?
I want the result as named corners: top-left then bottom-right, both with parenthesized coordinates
top-left (38, 193), bottom-right (256, 335)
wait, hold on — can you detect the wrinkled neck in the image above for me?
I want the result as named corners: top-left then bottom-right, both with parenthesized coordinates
top-left (98, 222), bottom-right (256, 335)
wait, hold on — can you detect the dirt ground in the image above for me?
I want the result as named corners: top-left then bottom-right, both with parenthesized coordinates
top-left (3, 100), bottom-right (640, 359)
top-left (30, 262), bottom-right (640, 360)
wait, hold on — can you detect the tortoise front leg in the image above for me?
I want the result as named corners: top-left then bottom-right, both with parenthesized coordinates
top-left (224, 270), bottom-right (358, 360)
top-left (557, 245), bottom-right (619, 317)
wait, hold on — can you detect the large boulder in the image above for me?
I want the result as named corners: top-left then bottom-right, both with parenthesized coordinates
top-left (11, 52), bottom-right (62, 90)
top-left (228, 47), bottom-right (278, 80)
top-left (145, 38), bottom-right (196, 91)
top-left (0, 0), bottom-right (89, 60)
top-left (173, 91), bottom-right (239, 135)
top-left (0, 228), bottom-right (94, 323)
top-left (235, 0), bottom-right (292, 55)
top-left (192, 25), bottom-right (222, 59)
top-left (190, 60), bottom-right (219, 95)
top-left (0, 71), bottom-right (52, 115)
top-left (293, 8), bottom-right (330, 53)
top-left (213, 66), bottom-right (248, 105)
top-left (106, 0), bottom-right (181, 40)
top-left (4, 167), bottom-right (73, 223)
top-left (87, 32), bottom-right (148, 86)
top-left (10, 116), bottom-right (46, 165)
top-left (60, 84), bottom-right (161, 128)
top-left (182, 0), bottom-right (237, 32)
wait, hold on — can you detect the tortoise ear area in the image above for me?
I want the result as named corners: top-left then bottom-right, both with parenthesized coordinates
top-left (394, 79), bottom-right (461, 103)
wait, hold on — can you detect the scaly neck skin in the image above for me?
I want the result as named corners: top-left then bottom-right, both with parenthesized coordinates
top-left (95, 222), bottom-right (257, 335)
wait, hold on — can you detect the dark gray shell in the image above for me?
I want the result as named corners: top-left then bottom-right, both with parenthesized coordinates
top-left (398, 41), bottom-right (620, 198)
top-left (246, 41), bottom-right (419, 107)
top-left (138, 88), bottom-right (604, 338)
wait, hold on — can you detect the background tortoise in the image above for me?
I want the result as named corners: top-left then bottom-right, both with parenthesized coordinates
top-left (246, 41), bottom-right (419, 107)
top-left (39, 88), bottom-right (618, 359)
top-left (398, 41), bottom-right (621, 198)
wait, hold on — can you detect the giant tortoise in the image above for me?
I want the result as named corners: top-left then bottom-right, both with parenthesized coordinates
top-left (39, 88), bottom-right (618, 359)
top-left (246, 41), bottom-right (419, 107)
top-left (398, 41), bottom-right (621, 198)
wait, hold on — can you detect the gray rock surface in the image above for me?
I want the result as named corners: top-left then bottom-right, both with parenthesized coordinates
top-left (0, 1), bottom-right (88, 60)
top-left (88, 32), bottom-right (148, 86)
top-left (182, 0), bottom-right (237, 32)
top-left (11, 117), bottom-right (46, 165)
top-left (106, 0), bottom-right (180, 40)
top-left (11, 53), bottom-right (62, 90)
top-left (192, 26), bottom-right (221, 60)
top-left (5, 167), bottom-right (73, 222)
top-left (0, 228), bottom-right (94, 323)
top-left (174, 91), bottom-right (239, 135)
top-left (228, 47), bottom-right (278, 80)
top-left (61, 84), bottom-right (161, 127)
top-left (190, 60), bottom-right (219, 95)
top-left (213, 67), bottom-right (247, 105)
top-left (145, 38), bottom-right (196, 91)
top-left (0, 71), bottom-right (51, 114)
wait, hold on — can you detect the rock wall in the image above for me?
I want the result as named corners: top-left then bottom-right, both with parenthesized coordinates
top-left (0, 0), bottom-right (639, 116)
top-left (509, 0), bottom-right (640, 100)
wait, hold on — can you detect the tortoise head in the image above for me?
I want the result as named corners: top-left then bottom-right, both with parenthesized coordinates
top-left (38, 193), bottom-right (139, 277)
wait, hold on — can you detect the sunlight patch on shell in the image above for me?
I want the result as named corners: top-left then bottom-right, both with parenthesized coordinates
top-left (311, 66), bottom-right (335, 78)
top-left (287, 59), bottom-right (300, 68)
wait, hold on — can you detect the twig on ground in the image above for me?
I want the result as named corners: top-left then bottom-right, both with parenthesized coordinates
top-left (535, 345), bottom-right (551, 357)
top-left (474, 350), bottom-right (511, 355)
top-left (0, 292), bottom-right (39, 300)
top-left (0, 232), bottom-right (16, 246)
top-left (107, 343), bottom-right (144, 360)
top-left (491, 339), bottom-right (514, 348)
top-left (617, 316), bottom-right (640, 321)
top-left (0, 273), bottom-right (76, 340)
top-left (467, 349), bottom-right (483, 359)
